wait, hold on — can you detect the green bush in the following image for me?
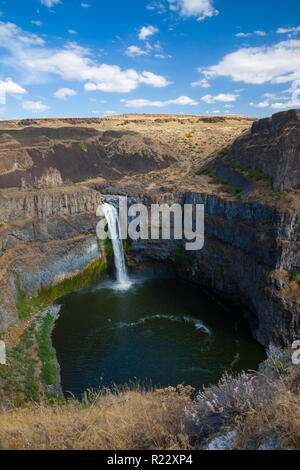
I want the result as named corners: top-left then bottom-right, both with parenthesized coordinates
top-left (172, 249), bottom-right (193, 264)
top-left (80, 142), bottom-right (87, 152)
top-left (36, 314), bottom-right (57, 386)
top-left (289, 270), bottom-right (299, 282)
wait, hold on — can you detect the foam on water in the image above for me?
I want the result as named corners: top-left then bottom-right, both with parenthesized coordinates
top-left (110, 313), bottom-right (211, 335)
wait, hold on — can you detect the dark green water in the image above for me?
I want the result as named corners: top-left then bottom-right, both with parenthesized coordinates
top-left (52, 276), bottom-right (266, 398)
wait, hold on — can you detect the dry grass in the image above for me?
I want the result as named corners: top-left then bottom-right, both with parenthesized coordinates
top-left (188, 361), bottom-right (300, 450)
top-left (0, 366), bottom-right (299, 450)
top-left (0, 385), bottom-right (193, 450)
top-left (233, 375), bottom-right (300, 450)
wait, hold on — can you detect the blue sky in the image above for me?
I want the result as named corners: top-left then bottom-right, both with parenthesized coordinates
top-left (0, 0), bottom-right (300, 119)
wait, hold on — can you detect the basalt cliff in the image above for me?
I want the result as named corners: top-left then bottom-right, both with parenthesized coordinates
top-left (0, 111), bottom-right (299, 347)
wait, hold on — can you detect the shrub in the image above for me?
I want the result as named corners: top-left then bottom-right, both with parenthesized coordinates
top-left (185, 131), bottom-right (194, 140)
top-left (36, 313), bottom-right (57, 386)
top-left (219, 147), bottom-right (229, 156)
top-left (222, 184), bottom-right (242, 197)
top-left (79, 142), bottom-right (87, 152)
top-left (289, 270), bottom-right (299, 282)
top-left (233, 378), bottom-right (300, 450)
top-left (192, 372), bottom-right (278, 423)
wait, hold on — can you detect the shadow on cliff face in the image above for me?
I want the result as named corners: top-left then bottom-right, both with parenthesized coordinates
top-left (0, 126), bottom-right (175, 189)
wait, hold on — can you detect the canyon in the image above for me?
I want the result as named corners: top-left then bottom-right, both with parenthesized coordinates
top-left (0, 110), bottom-right (299, 350)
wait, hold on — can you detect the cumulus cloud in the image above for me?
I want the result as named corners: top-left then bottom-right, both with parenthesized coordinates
top-left (270, 101), bottom-right (299, 109)
top-left (40, 0), bottom-right (61, 7)
top-left (277, 26), bottom-right (300, 35)
top-left (235, 32), bottom-right (251, 38)
top-left (167, 0), bottom-right (218, 21)
top-left (139, 71), bottom-right (172, 87)
top-left (54, 87), bottom-right (77, 99)
top-left (235, 31), bottom-right (266, 38)
top-left (146, 2), bottom-right (167, 14)
top-left (0, 21), bottom-right (171, 93)
top-left (22, 101), bottom-right (49, 113)
top-left (191, 78), bottom-right (210, 88)
top-left (0, 21), bottom-right (45, 46)
top-left (254, 30), bottom-right (266, 37)
top-left (250, 100), bottom-right (269, 108)
top-left (201, 93), bottom-right (239, 103)
top-left (126, 45), bottom-right (148, 57)
top-left (121, 95), bottom-right (198, 107)
top-left (0, 79), bottom-right (27, 104)
top-left (199, 40), bottom-right (300, 84)
top-left (138, 25), bottom-right (159, 40)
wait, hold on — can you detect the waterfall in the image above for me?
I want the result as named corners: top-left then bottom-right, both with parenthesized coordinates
top-left (102, 203), bottom-right (131, 290)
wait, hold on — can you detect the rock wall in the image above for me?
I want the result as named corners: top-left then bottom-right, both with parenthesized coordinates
top-left (228, 109), bottom-right (300, 191)
top-left (126, 191), bottom-right (299, 347)
top-left (0, 184), bottom-right (106, 332)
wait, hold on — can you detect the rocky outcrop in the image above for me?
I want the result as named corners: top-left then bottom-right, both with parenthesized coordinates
top-left (0, 183), bottom-right (106, 332)
top-left (228, 109), bottom-right (300, 191)
top-left (0, 185), bottom-right (102, 224)
top-left (0, 124), bottom-right (176, 189)
top-left (0, 114), bottom-right (253, 189)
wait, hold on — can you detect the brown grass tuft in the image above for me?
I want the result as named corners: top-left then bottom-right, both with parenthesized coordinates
top-left (0, 384), bottom-right (193, 450)
top-left (233, 381), bottom-right (300, 450)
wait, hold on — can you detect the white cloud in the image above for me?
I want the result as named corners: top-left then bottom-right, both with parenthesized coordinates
top-left (235, 32), bottom-right (251, 38)
top-left (201, 93), bottom-right (239, 104)
top-left (22, 101), bottom-right (49, 113)
top-left (250, 100), bottom-right (269, 108)
top-left (154, 53), bottom-right (172, 59)
top-left (191, 78), bottom-right (210, 88)
top-left (139, 71), bottom-right (172, 87)
top-left (0, 21), bottom-right (45, 46)
top-left (200, 40), bottom-right (300, 84)
top-left (121, 95), bottom-right (198, 107)
top-left (31, 21), bottom-right (43, 27)
top-left (40, 0), bottom-right (61, 7)
top-left (236, 31), bottom-right (266, 38)
top-left (68, 30), bottom-right (77, 35)
top-left (0, 79), bottom-right (27, 104)
top-left (271, 100), bottom-right (300, 109)
top-left (54, 87), bottom-right (77, 99)
top-left (167, 0), bottom-right (218, 21)
top-left (138, 25), bottom-right (159, 40)
top-left (84, 70), bottom-right (171, 92)
top-left (81, 2), bottom-right (91, 7)
top-left (277, 26), bottom-right (300, 35)
top-left (126, 45), bottom-right (148, 57)
top-left (146, 2), bottom-right (167, 14)
top-left (0, 21), bottom-right (171, 93)
top-left (254, 30), bottom-right (266, 36)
